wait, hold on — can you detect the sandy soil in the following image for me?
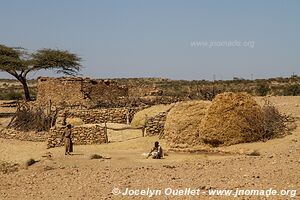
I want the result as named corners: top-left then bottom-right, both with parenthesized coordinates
top-left (0, 96), bottom-right (299, 200)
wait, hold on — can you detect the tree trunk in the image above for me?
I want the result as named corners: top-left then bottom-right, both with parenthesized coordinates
top-left (19, 77), bottom-right (31, 101)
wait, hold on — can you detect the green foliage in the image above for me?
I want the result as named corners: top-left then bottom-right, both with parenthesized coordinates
top-left (0, 44), bottom-right (82, 100)
top-left (0, 86), bottom-right (36, 100)
top-left (255, 82), bottom-right (270, 96)
top-left (0, 45), bottom-right (25, 71)
top-left (0, 45), bottom-right (82, 75)
top-left (282, 84), bottom-right (300, 96)
top-left (0, 90), bottom-right (23, 100)
top-left (32, 49), bottom-right (81, 76)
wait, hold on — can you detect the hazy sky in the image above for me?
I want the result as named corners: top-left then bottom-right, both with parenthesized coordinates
top-left (0, 0), bottom-right (299, 80)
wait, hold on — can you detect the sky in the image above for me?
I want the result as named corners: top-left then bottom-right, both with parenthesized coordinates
top-left (0, 0), bottom-right (299, 80)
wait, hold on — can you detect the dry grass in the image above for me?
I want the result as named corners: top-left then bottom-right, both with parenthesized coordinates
top-left (66, 117), bottom-right (84, 126)
top-left (261, 98), bottom-right (295, 139)
top-left (198, 92), bottom-right (294, 147)
top-left (164, 100), bottom-right (211, 146)
top-left (199, 92), bottom-right (266, 146)
top-left (8, 104), bottom-right (57, 132)
top-left (165, 93), bottom-right (292, 149)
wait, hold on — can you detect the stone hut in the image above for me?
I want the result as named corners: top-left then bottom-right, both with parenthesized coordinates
top-left (36, 77), bottom-right (128, 108)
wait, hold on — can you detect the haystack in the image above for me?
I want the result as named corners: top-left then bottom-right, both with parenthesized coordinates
top-left (131, 104), bottom-right (173, 127)
top-left (199, 92), bottom-right (265, 146)
top-left (164, 100), bottom-right (211, 146)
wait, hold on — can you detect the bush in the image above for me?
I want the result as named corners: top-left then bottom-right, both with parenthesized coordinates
top-left (8, 104), bottom-right (57, 132)
top-left (255, 83), bottom-right (270, 96)
top-left (282, 84), bottom-right (300, 96)
top-left (0, 90), bottom-right (23, 100)
top-left (261, 99), bottom-right (294, 140)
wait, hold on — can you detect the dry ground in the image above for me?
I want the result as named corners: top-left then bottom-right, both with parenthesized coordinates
top-left (0, 97), bottom-right (299, 200)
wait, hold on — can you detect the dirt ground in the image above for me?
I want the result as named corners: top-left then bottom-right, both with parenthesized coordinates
top-left (0, 96), bottom-right (299, 199)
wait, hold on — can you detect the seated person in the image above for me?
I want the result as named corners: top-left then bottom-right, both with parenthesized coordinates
top-left (147, 141), bottom-right (163, 159)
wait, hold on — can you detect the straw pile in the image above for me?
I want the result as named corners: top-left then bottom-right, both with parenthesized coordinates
top-left (66, 117), bottom-right (85, 126)
top-left (164, 100), bottom-right (211, 146)
top-left (198, 92), bottom-right (265, 146)
top-left (165, 92), bottom-right (288, 149)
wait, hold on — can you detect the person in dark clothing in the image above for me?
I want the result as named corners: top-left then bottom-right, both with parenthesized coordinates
top-left (61, 124), bottom-right (73, 155)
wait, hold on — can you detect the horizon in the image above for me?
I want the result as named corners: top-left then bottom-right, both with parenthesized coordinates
top-left (0, 74), bottom-right (298, 82)
top-left (0, 0), bottom-right (299, 80)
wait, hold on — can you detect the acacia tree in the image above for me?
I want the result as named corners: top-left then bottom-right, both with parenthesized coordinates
top-left (0, 44), bottom-right (81, 100)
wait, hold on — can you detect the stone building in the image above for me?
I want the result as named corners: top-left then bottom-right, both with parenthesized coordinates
top-left (36, 77), bottom-right (128, 108)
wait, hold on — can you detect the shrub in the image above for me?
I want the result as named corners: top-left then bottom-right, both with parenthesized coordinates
top-left (282, 84), bottom-right (300, 96)
top-left (0, 90), bottom-right (23, 100)
top-left (261, 99), bottom-right (294, 140)
top-left (255, 83), bottom-right (270, 96)
top-left (8, 104), bottom-right (57, 132)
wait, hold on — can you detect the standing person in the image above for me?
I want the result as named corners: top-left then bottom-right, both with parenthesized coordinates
top-left (146, 141), bottom-right (163, 159)
top-left (61, 124), bottom-right (73, 155)
top-left (142, 114), bottom-right (148, 137)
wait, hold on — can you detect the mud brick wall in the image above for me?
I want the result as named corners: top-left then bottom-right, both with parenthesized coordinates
top-left (37, 77), bottom-right (128, 108)
top-left (145, 112), bottom-right (168, 136)
top-left (47, 125), bottom-right (106, 148)
top-left (0, 128), bottom-right (48, 142)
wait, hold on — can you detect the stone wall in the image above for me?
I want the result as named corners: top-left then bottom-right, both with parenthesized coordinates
top-left (0, 128), bottom-right (48, 142)
top-left (47, 125), bottom-right (106, 148)
top-left (37, 77), bottom-right (128, 108)
top-left (36, 77), bottom-right (181, 109)
top-left (56, 107), bottom-right (147, 126)
top-left (145, 112), bottom-right (168, 136)
top-left (66, 108), bottom-right (130, 124)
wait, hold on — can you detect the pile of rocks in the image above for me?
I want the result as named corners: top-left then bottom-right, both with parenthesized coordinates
top-left (47, 125), bottom-right (106, 148)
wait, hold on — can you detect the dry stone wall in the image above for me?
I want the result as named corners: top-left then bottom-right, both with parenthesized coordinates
top-left (145, 112), bottom-right (168, 136)
top-left (65, 108), bottom-right (130, 124)
top-left (47, 125), bottom-right (106, 148)
top-left (57, 107), bottom-right (147, 125)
